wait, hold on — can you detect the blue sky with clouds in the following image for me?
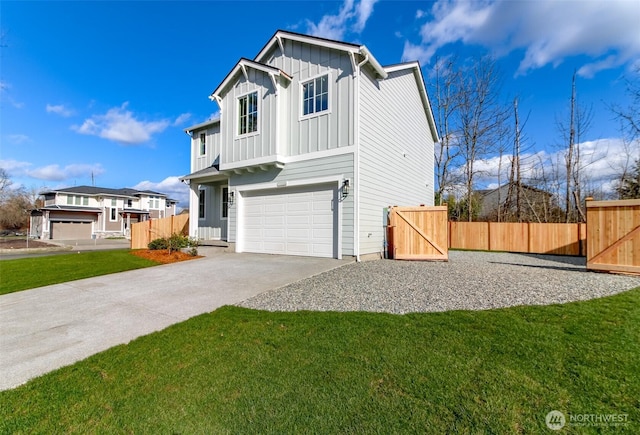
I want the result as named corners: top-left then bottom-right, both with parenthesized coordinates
top-left (2, 0), bottom-right (639, 207)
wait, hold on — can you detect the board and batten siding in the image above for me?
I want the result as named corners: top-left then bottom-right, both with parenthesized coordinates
top-left (220, 69), bottom-right (278, 166)
top-left (262, 39), bottom-right (355, 156)
top-left (358, 67), bottom-right (435, 256)
top-left (192, 123), bottom-right (221, 173)
top-left (227, 153), bottom-right (355, 256)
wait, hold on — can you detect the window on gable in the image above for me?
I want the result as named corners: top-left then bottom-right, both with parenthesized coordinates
top-left (302, 74), bottom-right (329, 116)
top-left (199, 133), bottom-right (206, 155)
top-left (199, 189), bottom-right (206, 219)
top-left (238, 91), bottom-right (258, 135)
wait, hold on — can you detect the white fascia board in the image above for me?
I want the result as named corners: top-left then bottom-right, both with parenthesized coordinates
top-left (255, 30), bottom-right (361, 62)
top-left (211, 58), bottom-right (291, 101)
top-left (359, 45), bottom-right (387, 79)
top-left (184, 118), bottom-right (220, 133)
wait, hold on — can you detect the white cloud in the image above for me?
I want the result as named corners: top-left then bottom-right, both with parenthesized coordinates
top-left (46, 104), bottom-right (74, 117)
top-left (0, 159), bottom-right (31, 175)
top-left (134, 176), bottom-right (190, 208)
top-left (450, 137), bottom-right (639, 196)
top-left (306, 0), bottom-right (379, 40)
top-left (0, 160), bottom-right (105, 182)
top-left (26, 163), bottom-right (105, 182)
top-left (173, 113), bottom-right (191, 126)
top-left (72, 102), bottom-right (170, 145)
top-left (403, 0), bottom-right (640, 77)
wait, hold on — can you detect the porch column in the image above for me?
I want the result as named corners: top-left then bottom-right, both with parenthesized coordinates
top-left (189, 182), bottom-right (200, 239)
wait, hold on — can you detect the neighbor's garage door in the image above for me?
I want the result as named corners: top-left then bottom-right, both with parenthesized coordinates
top-left (242, 184), bottom-right (336, 258)
top-left (51, 221), bottom-right (92, 240)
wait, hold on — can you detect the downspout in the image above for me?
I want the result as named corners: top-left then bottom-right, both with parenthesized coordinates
top-left (353, 53), bottom-right (369, 262)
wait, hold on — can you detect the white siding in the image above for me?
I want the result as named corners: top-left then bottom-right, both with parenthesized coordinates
top-left (227, 153), bottom-right (355, 256)
top-left (192, 123), bottom-right (221, 173)
top-left (220, 69), bottom-right (278, 166)
top-left (358, 68), bottom-right (435, 256)
top-left (263, 40), bottom-right (355, 156)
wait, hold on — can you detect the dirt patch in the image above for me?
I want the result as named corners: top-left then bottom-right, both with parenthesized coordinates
top-left (0, 239), bottom-right (57, 249)
top-left (131, 249), bottom-right (202, 264)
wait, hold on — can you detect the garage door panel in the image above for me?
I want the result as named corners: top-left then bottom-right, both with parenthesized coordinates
top-left (51, 221), bottom-right (92, 239)
top-left (242, 184), bottom-right (336, 258)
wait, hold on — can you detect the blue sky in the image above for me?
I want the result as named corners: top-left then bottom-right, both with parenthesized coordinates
top-left (2, 0), bottom-right (639, 208)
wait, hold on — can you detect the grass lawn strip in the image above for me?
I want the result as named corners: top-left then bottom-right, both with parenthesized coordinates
top-left (0, 250), bottom-right (159, 295)
top-left (1, 287), bottom-right (638, 433)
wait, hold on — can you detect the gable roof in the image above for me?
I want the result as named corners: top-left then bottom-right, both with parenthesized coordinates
top-left (210, 58), bottom-right (292, 102)
top-left (254, 30), bottom-right (387, 79)
top-left (41, 185), bottom-right (167, 198)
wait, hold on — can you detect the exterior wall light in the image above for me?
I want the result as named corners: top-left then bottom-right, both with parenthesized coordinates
top-left (342, 179), bottom-right (350, 199)
top-left (228, 190), bottom-right (235, 206)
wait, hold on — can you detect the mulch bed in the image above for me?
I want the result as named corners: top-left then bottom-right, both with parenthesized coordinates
top-left (130, 249), bottom-right (202, 264)
top-left (0, 239), bottom-right (56, 249)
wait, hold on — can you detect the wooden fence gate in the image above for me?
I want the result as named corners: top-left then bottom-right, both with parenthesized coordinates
top-left (387, 206), bottom-right (448, 260)
top-left (587, 199), bottom-right (640, 275)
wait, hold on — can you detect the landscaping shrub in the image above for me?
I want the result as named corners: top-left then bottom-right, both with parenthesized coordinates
top-left (148, 238), bottom-right (169, 250)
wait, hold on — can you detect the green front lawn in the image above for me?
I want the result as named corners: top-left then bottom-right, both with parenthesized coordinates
top-left (2, 287), bottom-right (638, 433)
top-left (0, 250), bottom-right (159, 295)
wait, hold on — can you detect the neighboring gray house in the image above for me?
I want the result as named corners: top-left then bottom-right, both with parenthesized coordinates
top-left (181, 30), bottom-right (439, 260)
top-left (477, 183), bottom-right (556, 222)
top-left (30, 186), bottom-right (177, 240)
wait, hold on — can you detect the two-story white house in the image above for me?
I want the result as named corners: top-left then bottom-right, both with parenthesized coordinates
top-left (30, 186), bottom-right (177, 240)
top-left (181, 30), bottom-right (439, 260)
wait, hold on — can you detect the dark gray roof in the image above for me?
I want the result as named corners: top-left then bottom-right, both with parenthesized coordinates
top-left (41, 185), bottom-right (166, 198)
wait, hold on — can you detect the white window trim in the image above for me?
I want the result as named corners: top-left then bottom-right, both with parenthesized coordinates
top-left (198, 188), bottom-right (206, 220)
top-left (235, 89), bottom-right (261, 139)
top-left (199, 132), bottom-right (206, 156)
top-left (220, 186), bottom-right (229, 220)
top-left (109, 207), bottom-right (118, 222)
top-left (299, 72), bottom-right (331, 120)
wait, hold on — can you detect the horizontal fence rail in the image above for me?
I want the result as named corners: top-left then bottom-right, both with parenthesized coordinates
top-left (449, 222), bottom-right (587, 256)
top-left (130, 214), bottom-right (189, 250)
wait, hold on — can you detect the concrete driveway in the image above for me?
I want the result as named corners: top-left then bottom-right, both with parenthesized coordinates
top-left (0, 249), bottom-right (351, 390)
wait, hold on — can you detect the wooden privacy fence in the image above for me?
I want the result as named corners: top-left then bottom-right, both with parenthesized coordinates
top-left (587, 199), bottom-right (640, 275)
top-left (130, 214), bottom-right (189, 249)
top-left (449, 222), bottom-right (587, 256)
top-left (387, 206), bottom-right (448, 260)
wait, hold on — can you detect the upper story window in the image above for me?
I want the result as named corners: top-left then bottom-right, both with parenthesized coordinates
top-left (199, 133), bottom-right (206, 155)
top-left (238, 91), bottom-right (258, 135)
top-left (302, 74), bottom-right (329, 117)
top-left (148, 196), bottom-right (160, 209)
top-left (66, 195), bottom-right (89, 206)
top-left (127, 199), bottom-right (133, 208)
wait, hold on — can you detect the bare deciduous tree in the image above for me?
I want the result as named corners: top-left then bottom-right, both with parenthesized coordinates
top-left (457, 56), bottom-right (509, 221)
top-left (431, 57), bottom-right (462, 205)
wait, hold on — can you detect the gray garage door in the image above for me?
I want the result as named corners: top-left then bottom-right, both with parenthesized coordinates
top-left (51, 221), bottom-right (92, 239)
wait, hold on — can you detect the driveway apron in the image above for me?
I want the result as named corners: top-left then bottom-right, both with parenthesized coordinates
top-left (0, 251), bottom-right (350, 390)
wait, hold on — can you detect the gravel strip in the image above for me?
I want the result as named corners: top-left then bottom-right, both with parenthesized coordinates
top-left (238, 251), bottom-right (640, 314)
